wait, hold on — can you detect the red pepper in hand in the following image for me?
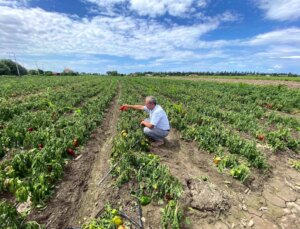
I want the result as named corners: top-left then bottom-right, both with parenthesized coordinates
top-left (120, 105), bottom-right (128, 111)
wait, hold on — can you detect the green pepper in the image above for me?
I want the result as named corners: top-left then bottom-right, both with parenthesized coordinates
top-left (16, 186), bottom-right (29, 202)
top-left (139, 195), bottom-right (151, 206)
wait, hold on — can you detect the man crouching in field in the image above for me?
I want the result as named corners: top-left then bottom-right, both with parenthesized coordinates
top-left (121, 96), bottom-right (170, 147)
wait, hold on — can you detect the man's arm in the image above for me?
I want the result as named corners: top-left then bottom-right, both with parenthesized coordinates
top-left (123, 104), bottom-right (144, 110)
top-left (141, 120), bottom-right (154, 129)
top-left (142, 110), bottom-right (162, 129)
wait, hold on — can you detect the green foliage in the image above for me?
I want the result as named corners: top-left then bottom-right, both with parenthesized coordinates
top-left (27, 69), bottom-right (44, 75)
top-left (230, 164), bottom-right (250, 182)
top-left (82, 205), bottom-right (122, 229)
top-left (84, 79), bottom-right (184, 228)
top-left (1, 76), bottom-right (299, 228)
top-left (107, 70), bottom-right (120, 76)
top-left (0, 59), bottom-right (27, 76)
top-left (44, 71), bottom-right (53, 76)
top-left (0, 77), bottom-right (117, 226)
top-left (0, 61), bottom-right (11, 75)
top-left (0, 201), bottom-right (44, 229)
top-left (289, 159), bottom-right (300, 171)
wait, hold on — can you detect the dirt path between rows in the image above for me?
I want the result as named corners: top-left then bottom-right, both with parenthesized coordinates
top-left (159, 77), bottom-right (300, 89)
top-left (68, 86), bottom-right (121, 226)
top-left (151, 130), bottom-right (300, 229)
top-left (29, 85), bottom-right (121, 229)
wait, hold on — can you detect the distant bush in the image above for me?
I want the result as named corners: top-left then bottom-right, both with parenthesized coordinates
top-left (0, 59), bottom-right (27, 76)
top-left (0, 62), bottom-right (11, 75)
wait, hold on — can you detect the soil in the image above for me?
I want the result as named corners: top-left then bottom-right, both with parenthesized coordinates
top-left (161, 77), bottom-right (300, 89)
top-left (28, 88), bottom-right (300, 229)
top-left (151, 130), bottom-right (300, 229)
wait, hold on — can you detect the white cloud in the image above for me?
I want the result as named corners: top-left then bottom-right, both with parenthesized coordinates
top-left (84, 0), bottom-right (125, 6)
top-left (130, 0), bottom-right (195, 17)
top-left (246, 27), bottom-right (300, 46)
top-left (230, 29), bottom-right (300, 71)
top-left (219, 11), bottom-right (239, 22)
top-left (1, 3), bottom-right (299, 73)
top-left (0, 5), bottom-right (223, 61)
top-left (79, 0), bottom-right (126, 11)
top-left (273, 64), bottom-right (282, 69)
top-left (197, 0), bottom-right (209, 8)
top-left (257, 0), bottom-right (300, 21)
top-left (0, 0), bottom-right (31, 7)
top-left (83, 0), bottom-right (210, 17)
top-left (281, 55), bottom-right (300, 59)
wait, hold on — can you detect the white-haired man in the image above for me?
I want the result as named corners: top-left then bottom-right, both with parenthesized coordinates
top-left (121, 96), bottom-right (170, 147)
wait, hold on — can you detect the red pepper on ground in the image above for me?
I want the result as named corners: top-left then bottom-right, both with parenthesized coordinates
top-left (257, 135), bottom-right (265, 141)
top-left (67, 148), bottom-right (76, 157)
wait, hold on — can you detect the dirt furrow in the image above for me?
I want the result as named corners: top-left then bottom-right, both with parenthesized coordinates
top-left (68, 85), bottom-right (121, 226)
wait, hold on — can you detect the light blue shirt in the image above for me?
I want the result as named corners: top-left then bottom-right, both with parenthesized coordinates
top-left (144, 104), bottom-right (170, 130)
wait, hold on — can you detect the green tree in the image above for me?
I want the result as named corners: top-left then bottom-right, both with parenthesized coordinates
top-left (44, 71), bottom-right (53, 76)
top-left (37, 69), bottom-right (44, 75)
top-left (28, 69), bottom-right (38, 75)
top-left (0, 59), bottom-right (27, 76)
top-left (0, 62), bottom-right (10, 75)
top-left (106, 70), bottom-right (119, 76)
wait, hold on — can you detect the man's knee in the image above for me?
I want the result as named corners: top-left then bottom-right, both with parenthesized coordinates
top-left (164, 131), bottom-right (169, 138)
top-left (143, 127), bottom-right (152, 135)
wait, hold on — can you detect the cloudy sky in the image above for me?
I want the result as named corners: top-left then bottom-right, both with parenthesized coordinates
top-left (0, 0), bottom-right (300, 73)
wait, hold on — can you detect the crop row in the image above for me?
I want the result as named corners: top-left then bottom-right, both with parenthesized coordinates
top-left (0, 76), bottom-right (98, 98)
top-left (82, 79), bottom-right (184, 228)
top-left (134, 78), bottom-right (299, 153)
top-left (0, 78), bottom-right (117, 228)
top-left (0, 78), bottom-right (110, 122)
top-left (128, 79), bottom-right (272, 182)
top-left (0, 80), bottom-right (115, 159)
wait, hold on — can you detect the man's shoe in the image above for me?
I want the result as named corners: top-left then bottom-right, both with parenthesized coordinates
top-left (151, 140), bottom-right (164, 147)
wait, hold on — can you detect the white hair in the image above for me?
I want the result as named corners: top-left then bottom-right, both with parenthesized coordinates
top-left (145, 96), bottom-right (157, 105)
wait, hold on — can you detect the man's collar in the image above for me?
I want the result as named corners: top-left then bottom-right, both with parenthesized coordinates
top-left (150, 105), bottom-right (157, 111)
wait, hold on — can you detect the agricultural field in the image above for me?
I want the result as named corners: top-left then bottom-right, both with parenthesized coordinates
top-left (0, 76), bottom-right (300, 229)
top-left (151, 76), bottom-right (300, 89)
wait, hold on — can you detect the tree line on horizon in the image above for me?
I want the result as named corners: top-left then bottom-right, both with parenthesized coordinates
top-left (0, 59), bottom-right (299, 77)
top-left (0, 59), bottom-right (79, 76)
top-left (130, 71), bottom-right (299, 77)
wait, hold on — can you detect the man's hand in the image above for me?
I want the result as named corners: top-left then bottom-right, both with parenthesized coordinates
top-left (141, 120), bottom-right (154, 129)
top-left (120, 104), bottom-right (128, 111)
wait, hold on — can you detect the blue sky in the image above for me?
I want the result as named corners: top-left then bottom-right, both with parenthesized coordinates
top-left (0, 0), bottom-right (300, 74)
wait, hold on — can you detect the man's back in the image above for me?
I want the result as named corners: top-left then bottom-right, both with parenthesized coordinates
top-left (145, 105), bottom-right (170, 131)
